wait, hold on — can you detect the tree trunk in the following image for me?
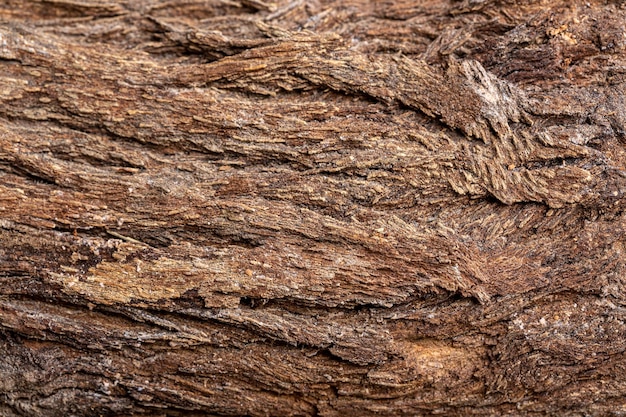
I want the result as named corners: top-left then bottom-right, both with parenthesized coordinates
top-left (2, 1), bottom-right (626, 416)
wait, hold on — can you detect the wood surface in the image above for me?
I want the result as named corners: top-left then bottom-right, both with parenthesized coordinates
top-left (2, 1), bottom-right (626, 416)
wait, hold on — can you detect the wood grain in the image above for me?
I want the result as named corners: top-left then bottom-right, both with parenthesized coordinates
top-left (1, 1), bottom-right (626, 416)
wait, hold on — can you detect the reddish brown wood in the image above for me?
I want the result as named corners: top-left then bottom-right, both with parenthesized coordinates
top-left (1, 1), bottom-right (626, 416)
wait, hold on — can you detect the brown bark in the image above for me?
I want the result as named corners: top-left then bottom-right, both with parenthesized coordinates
top-left (2, 1), bottom-right (626, 416)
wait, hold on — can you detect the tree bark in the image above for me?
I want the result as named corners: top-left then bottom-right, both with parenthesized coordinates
top-left (2, 1), bottom-right (626, 416)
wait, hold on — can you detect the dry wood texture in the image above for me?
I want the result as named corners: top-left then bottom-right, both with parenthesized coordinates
top-left (2, 0), bottom-right (626, 416)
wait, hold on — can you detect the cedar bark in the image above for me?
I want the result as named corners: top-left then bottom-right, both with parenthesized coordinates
top-left (2, 1), bottom-right (626, 416)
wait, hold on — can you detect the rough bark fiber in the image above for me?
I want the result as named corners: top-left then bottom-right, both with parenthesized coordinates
top-left (2, 1), bottom-right (626, 416)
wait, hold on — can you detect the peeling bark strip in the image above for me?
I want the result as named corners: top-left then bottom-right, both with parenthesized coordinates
top-left (1, 0), bottom-right (626, 416)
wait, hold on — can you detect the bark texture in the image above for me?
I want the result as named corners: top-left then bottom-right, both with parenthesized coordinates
top-left (2, 1), bottom-right (626, 416)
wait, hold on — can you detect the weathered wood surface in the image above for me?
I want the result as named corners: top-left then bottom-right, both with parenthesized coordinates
top-left (1, 1), bottom-right (626, 416)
